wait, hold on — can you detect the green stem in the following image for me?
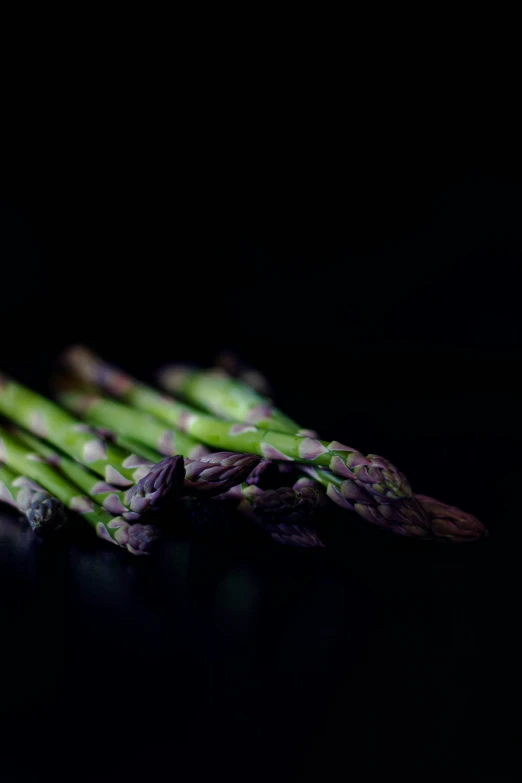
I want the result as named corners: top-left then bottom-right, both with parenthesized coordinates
top-left (58, 391), bottom-right (209, 460)
top-left (109, 434), bottom-right (163, 464)
top-left (11, 427), bottom-right (145, 519)
top-left (0, 426), bottom-right (157, 552)
top-left (59, 356), bottom-right (398, 490)
top-left (159, 365), bottom-right (300, 432)
top-left (0, 462), bottom-right (48, 511)
top-left (0, 374), bottom-right (139, 487)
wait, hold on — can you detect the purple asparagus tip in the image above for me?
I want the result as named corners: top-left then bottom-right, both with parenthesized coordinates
top-left (250, 485), bottom-right (325, 547)
top-left (127, 523), bottom-right (162, 554)
top-left (353, 495), bottom-right (432, 538)
top-left (135, 455), bottom-right (186, 511)
top-left (184, 452), bottom-right (261, 496)
top-left (415, 494), bottom-right (488, 542)
top-left (26, 496), bottom-right (68, 538)
top-left (244, 459), bottom-right (280, 488)
top-left (251, 485), bottom-right (323, 524)
top-left (113, 520), bottom-right (162, 554)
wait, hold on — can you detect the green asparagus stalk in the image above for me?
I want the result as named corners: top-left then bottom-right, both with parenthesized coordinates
top-left (153, 369), bottom-right (431, 535)
top-left (0, 372), bottom-right (144, 488)
top-left (158, 364), bottom-right (488, 541)
top-left (60, 347), bottom-right (411, 497)
top-left (107, 420), bottom-right (323, 543)
top-left (11, 425), bottom-right (185, 515)
top-left (58, 356), bottom-right (325, 545)
top-left (103, 429), bottom-right (267, 500)
top-left (56, 389), bottom-right (263, 497)
top-left (158, 365), bottom-right (300, 432)
top-left (0, 374), bottom-right (186, 512)
top-left (56, 389), bottom-right (209, 460)
top-left (0, 428), bottom-right (160, 554)
top-left (78, 398), bottom-right (276, 490)
top-left (105, 432), bottom-right (209, 463)
top-left (112, 425), bottom-right (324, 545)
top-left (12, 427), bottom-right (141, 519)
top-left (0, 462), bottom-right (67, 537)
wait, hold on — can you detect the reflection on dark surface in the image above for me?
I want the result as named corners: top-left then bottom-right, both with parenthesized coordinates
top-left (0, 491), bottom-right (515, 783)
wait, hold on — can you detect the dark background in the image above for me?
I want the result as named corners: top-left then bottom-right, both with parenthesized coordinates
top-left (1, 141), bottom-right (520, 782)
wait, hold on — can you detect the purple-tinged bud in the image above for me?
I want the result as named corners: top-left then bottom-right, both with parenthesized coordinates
top-left (251, 485), bottom-right (324, 525)
top-left (244, 459), bottom-right (280, 488)
top-left (416, 495), bottom-right (488, 542)
top-left (112, 520), bottom-right (162, 554)
top-left (184, 452), bottom-right (261, 496)
top-left (352, 496), bottom-right (432, 538)
top-left (26, 495), bottom-right (68, 538)
top-left (134, 455), bottom-right (185, 510)
top-left (352, 454), bottom-right (412, 499)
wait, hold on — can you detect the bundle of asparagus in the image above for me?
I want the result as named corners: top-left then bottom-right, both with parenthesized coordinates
top-left (50, 386), bottom-right (325, 547)
top-left (60, 345), bottom-right (486, 543)
top-left (0, 375), bottom-right (263, 553)
top-left (0, 367), bottom-right (318, 550)
top-left (0, 346), bottom-right (487, 555)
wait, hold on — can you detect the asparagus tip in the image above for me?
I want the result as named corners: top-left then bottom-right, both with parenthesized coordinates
top-left (416, 494), bottom-right (488, 542)
top-left (134, 455), bottom-right (186, 510)
top-left (183, 452), bottom-right (261, 496)
top-left (110, 519), bottom-right (162, 554)
top-left (26, 496), bottom-right (68, 538)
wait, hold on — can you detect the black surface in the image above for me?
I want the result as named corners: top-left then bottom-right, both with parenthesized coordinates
top-left (1, 155), bottom-right (520, 782)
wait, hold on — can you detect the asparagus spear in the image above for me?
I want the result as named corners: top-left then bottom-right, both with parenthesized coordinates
top-left (12, 427), bottom-right (143, 518)
top-left (0, 462), bottom-right (67, 537)
top-left (100, 428), bottom-right (268, 500)
top-left (120, 440), bottom-right (324, 546)
top-left (0, 372), bottom-right (145, 488)
top-left (57, 389), bottom-right (214, 460)
top-left (415, 495), bottom-right (487, 542)
top-left (0, 429), bottom-right (160, 554)
top-left (11, 426), bottom-right (185, 515)
top-left (158, 365), bottom-right (298, 432)
top-left (57, 375), bottom-right (326, 544)
top-left (0, 374), bottom-right (186, 512)
top-left (59, 385), bottom-right (323, 543)
top-left (60, 347), bottom-right (411, 498)
top-left (106, 432), bottom-right (210, 462)
top-left (56, 390), bottom-right (262, 497)
top-left (301, 467), bottom-right (430, 537)
top-left (65, 348), bottom-right (483, 541)
top-left (61, 382), bottom-right (277, 490)
top-left (158, 363), bottom-right (488, 541)
top-left (111, 429), bottom-right (323, 543)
